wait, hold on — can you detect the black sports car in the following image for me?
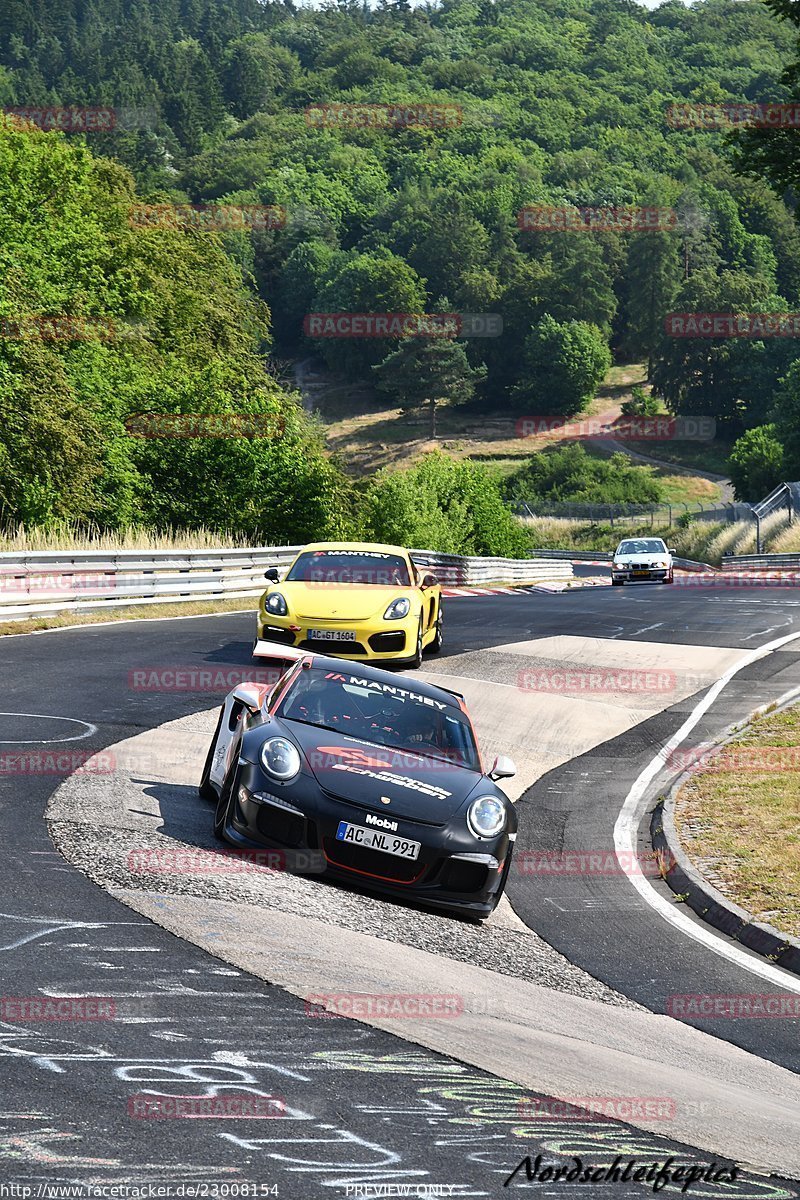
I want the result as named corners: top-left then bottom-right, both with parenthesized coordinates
top-left (199, 652), bottom-right (517, 920)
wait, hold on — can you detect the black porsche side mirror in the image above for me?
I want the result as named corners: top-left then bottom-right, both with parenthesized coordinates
top-left (489, 755), bottom-right (516, 781)
top-left (232, 683), bottom-right (262, 714)
top-left (264, 567), bottom-right (280, 583)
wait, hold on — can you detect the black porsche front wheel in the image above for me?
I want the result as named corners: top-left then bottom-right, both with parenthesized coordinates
top-left (213, 759), bottom-right (238, 842)
top-left (198, 707), bottom-right (224, 800)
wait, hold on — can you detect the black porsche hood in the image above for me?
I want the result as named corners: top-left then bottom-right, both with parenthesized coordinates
top-left (283, 721), bottom-right (481, 823)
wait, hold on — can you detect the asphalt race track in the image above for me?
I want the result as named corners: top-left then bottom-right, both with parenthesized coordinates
top-left (2, 581), bottom-right (800, 1197)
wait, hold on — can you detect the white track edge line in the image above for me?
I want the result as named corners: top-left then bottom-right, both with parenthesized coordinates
top-left (614, 629), bottom-right (800, 992)
top-left (0, 609), bottom-right (256, 639)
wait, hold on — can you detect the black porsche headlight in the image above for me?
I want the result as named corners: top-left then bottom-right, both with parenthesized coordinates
top-left (467, 796), bottom-right (506, 839)
top-left (266, 592), bottom-right (288, 616)
top-left (260, 737), bottom-right (300, 782)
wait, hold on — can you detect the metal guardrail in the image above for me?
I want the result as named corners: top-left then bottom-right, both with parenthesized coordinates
top-left (531, 548), bottom-right (714, 572)
top-left (720, 552), bottom-right (800, 571)
top-left (751, 482), bottom-right (797, 520)
top-left (0, 546), bottom-right (574, 622)
top-left (532, 549), bottom-right (612, 561)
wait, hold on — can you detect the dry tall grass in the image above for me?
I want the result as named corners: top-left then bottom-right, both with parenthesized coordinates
top-left (520, 513), bottom-right (795, 566)
top-left (765, 518), bottom-right (800, 554)
top-left (0, 523), bottom-right (256, 552)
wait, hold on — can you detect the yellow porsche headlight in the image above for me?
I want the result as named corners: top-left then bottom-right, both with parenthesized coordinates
top-left (384, 597), bottom-right (411, 620)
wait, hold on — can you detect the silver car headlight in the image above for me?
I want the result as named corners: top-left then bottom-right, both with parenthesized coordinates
top-left (467, 796), bottom-right (506, 839)
top-left (260, 737), bottom-right (300, 781)
top-left (384, 597), bottom-right (410, 620)
top-left (266, 592), bottom-right (288, 616)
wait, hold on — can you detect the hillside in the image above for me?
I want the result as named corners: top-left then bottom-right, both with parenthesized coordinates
top-left (3, 0), bottom-right (800, 536)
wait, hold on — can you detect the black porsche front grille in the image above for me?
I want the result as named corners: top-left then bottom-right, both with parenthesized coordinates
top-left (255, 806), bottom-right (305, 847)
top-left (439, 859), bottom-right (489, 893)
top-left (323, 837), bottom-right (426, 883)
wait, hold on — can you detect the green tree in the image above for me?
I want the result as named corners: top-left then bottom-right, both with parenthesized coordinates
top-left (0, 114), bottom-right (352, 539)
top-left (372, 333), bottom-right (486, 439)
top-left (650, 268), bottom-right (794, 433)
top-left (310, 249), bottom-right (426, 376)
top-left (768, 360), bottom-right (800, 481)
top-left (728, 425), bottom-right (785, 502)
top-left (503, 445), bottom-right (663, 505)
top-left (510, 314), bottom-right (611, 417)
top-left (619, 232), bottom-right (682, 380)
top-left (364, 452), bottom-right (529, 557)
top-left (621, 385), bottom-right (660, 418)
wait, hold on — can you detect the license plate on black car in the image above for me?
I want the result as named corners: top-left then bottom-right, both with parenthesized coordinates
top-left (335, 822), bottom-right (420, 860)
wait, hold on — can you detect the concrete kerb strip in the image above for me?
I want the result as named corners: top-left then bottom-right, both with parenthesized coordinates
top-left (651, 692), bottom-right (800, 977)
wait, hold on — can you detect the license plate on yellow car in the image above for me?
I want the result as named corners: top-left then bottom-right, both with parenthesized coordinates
top-left (309, 629), bottom-right (356, 641)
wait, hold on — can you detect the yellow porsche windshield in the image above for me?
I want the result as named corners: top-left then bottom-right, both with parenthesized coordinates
top-left (286, 551), bottom-right (411, 587)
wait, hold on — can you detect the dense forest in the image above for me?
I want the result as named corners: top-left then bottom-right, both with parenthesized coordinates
top-left (3, 0), bottom-right (800, 537)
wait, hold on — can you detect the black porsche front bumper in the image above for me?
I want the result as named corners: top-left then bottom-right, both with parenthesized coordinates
top-left (220, 760), bottom-right (513, 917)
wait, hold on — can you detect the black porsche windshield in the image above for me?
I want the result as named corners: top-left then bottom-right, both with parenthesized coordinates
top-left (616, 539), bottom-right (666, 555)
top-left (286, 550), bottom-right (412, 587)
top-left (278, 668), bottom-right (479, 770)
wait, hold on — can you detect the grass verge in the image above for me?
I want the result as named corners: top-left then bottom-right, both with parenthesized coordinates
top-left (0, 597), bottom-right (256, 637)
top-left (674, 703), bottom-right (800, 940)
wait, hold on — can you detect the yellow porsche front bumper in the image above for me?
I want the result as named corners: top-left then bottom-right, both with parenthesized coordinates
top-left (257, 606), bottom-right (423, 662)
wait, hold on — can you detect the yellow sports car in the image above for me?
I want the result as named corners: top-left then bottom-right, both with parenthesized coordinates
top-left (256, 542), bottom-right (443, 668)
